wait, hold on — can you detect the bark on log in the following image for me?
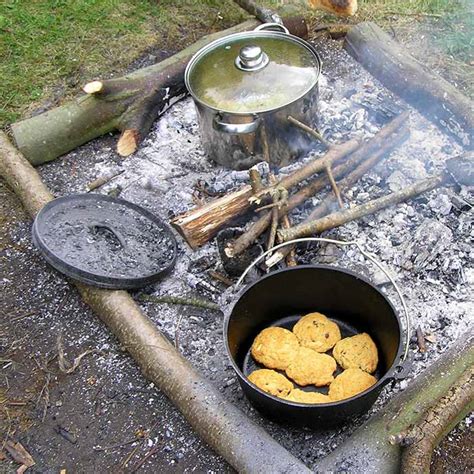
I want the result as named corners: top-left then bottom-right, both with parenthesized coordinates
top-left (172, 138), bottom-right (359, 249)
top-left (315, 330), bottom-right (474, 473)
top-left (345, 22), bottom-right (474, 148)
top-left (231, 111), bottom-right (410, 257)
top-left (0, 131), bottom-right (310, 473)
top-left (400, 365), bottom-right (474, 473)
top-left (278, 175), bottom-right (443, 241)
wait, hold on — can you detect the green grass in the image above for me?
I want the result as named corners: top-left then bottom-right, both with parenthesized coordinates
top-left (0, 0), bottom-right (245, 127)
top-left (0, 0), bottom-right (471, 128)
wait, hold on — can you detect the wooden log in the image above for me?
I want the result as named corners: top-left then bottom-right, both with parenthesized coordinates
top-left (345, 22), bottom-right (474, 148)
top-left (315, 330), bottom-right (474, 472)
top-left (0, 131), bottom-right (311, 473)
top-left (278, 175), bottom-right (443, 241)
top-left (172, 139), bottom-right (359, 249)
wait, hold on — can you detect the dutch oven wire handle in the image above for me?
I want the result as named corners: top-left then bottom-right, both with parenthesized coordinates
top-left (234, 237), bottom-right (411, 362)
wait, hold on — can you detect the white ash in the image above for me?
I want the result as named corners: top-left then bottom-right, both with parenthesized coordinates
top-left (22, 35), bottom-right (473, 470)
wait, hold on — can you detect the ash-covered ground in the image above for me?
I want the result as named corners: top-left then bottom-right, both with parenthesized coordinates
top-left (1, 34), bottom-right (472, 473)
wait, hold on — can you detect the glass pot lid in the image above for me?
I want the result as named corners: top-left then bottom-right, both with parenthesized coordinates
top-left (185, 31), bottom-right (321, 114)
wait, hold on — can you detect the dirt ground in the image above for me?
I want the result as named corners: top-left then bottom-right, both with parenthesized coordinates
top-left (1, 15), bottom-right (473, 474)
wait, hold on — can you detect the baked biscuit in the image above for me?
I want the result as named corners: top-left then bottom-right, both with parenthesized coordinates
top-left (285, 389), bottom-right (331, 404)
top-left (328, 368), bottom-right (377, 401)
top-left (251, 327), bottom-right (300, 370)
top-left (248, 369), bottom-right (293, 397)
top-left (293, 312), bottom-right (341, 352)
top-left (333, 333), bottom-right (379, 373)
top-left (285, 347), bottom-right (337, 386)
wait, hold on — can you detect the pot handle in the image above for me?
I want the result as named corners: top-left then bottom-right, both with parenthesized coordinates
top-left (213, 114), bottom-right (261, 135)
top-left (254, 22), bottom-right (290, 34)
top-left (234, 237), bottom-right (411, 362)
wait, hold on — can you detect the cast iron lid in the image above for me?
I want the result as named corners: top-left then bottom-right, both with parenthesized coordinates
top-left (32, 194), bottom-right (177, 289)
top-left (185, 30), bottom-right (321, 114)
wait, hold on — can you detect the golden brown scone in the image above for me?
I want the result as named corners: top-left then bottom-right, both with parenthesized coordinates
top-left (284, 389), bottom-right (331, 404)
top-left (328, 368), bottom-right (377, 401)
top-left (333, 333), bottom-right (379, 373)
top-left (251, 327), bottom-right (300, 370)
top-left (248, 369), bottom-right (293, 397)
top-left (292, 312), bottom-right (341, 352)
top-left (285, 347), bottom-right (337, 387)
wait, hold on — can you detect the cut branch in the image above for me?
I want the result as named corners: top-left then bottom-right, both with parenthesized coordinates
top-left (0, 131), bottom-right (311, 474)
top-left (278, 175), bottom-right (443, 242)
top-left (345, 22), bottom-right (473, 147)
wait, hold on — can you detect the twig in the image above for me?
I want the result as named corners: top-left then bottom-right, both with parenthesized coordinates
top-left (93, 437), bottom-right (141, 452)
top-left (57, 334), bottom-right (96, 374)
top-left (136, 294), bottom-right (220, 311)
top-left (278, 175), bottom-right (443, 242)
top-left (278, 215), bottom-right (297, 267)
top-left (325, 164), bottom-right (344, 208)
top-left (87, 169), bottom-right (124, 192)
top-left (384, 11), bottom-right (442, 18)
top-left (267, 174), bottom-right (279, 251)
top-left (288, 115), bottom-right (330, 148)
top-left (174, 312), bottom-right (186, 352)
top-left (131, 443), bottom-right (161, 473)
top-left (416, 327), bottom-right (427, 353)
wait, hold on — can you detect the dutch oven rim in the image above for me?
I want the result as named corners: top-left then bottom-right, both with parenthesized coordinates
top-left (184, 30), bottom-right (323, 116)
top-left (223, 264), bottom-right (405, 408)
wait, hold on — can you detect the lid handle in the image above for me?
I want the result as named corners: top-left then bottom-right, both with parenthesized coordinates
top-left (235, 44), bottom-right (269, 72)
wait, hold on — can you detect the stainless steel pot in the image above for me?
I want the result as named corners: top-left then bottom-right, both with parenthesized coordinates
top-left (185, 23), bottom-right (322, 170)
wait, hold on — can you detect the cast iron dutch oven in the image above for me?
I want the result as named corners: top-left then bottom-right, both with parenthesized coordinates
top-left (185, 23), bottom-right (322, 170)
top-left (224, 238), bottom-right (410, 427)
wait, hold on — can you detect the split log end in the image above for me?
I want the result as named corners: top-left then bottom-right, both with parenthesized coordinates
top-left (117, 129), bottom-right (139, 157)
top-left (83, 80), bottom-right (104, 94)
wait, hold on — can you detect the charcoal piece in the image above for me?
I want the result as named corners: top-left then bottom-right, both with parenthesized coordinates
top-left (217, 228), bottom-right (262, 277)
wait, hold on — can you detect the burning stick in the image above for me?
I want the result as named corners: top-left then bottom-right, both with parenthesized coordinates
top-left (229, 112), bottom-right (410, 257)
top-left (266, 174), bottom-right (280, 251)
top-left (277, 175), bottom-right (444, 242)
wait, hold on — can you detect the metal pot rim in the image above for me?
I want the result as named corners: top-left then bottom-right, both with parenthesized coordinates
top-left (185, 30), bottom-right (322, 116)
top-left (223, 264), bottom-right (405, 408)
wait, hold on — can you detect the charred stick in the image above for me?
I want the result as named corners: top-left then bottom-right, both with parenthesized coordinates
top-left (279, 215), bottom-right (298, 267)
top-left (136, 294), bottom-right (220, 312)
top-left (230, 113), bottom-right (409, 257)
top-left (278, 175), bottom-right (443, 242)
top-left (208, 270), bottom-right (233, 287)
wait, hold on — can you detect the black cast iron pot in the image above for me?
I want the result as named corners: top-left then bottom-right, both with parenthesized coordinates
top-left (224, 240), bottom-right (409, 428)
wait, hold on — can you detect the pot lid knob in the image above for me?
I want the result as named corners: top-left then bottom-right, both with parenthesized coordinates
top-left (235, 44), bottom-right (269, 72)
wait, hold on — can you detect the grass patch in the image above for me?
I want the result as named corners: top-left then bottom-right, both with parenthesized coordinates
top-left (0, 0), bottom-right (471, 128)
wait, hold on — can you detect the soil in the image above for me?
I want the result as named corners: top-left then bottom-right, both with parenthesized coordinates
top-left (1, 17), bottom-right (473, 474)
